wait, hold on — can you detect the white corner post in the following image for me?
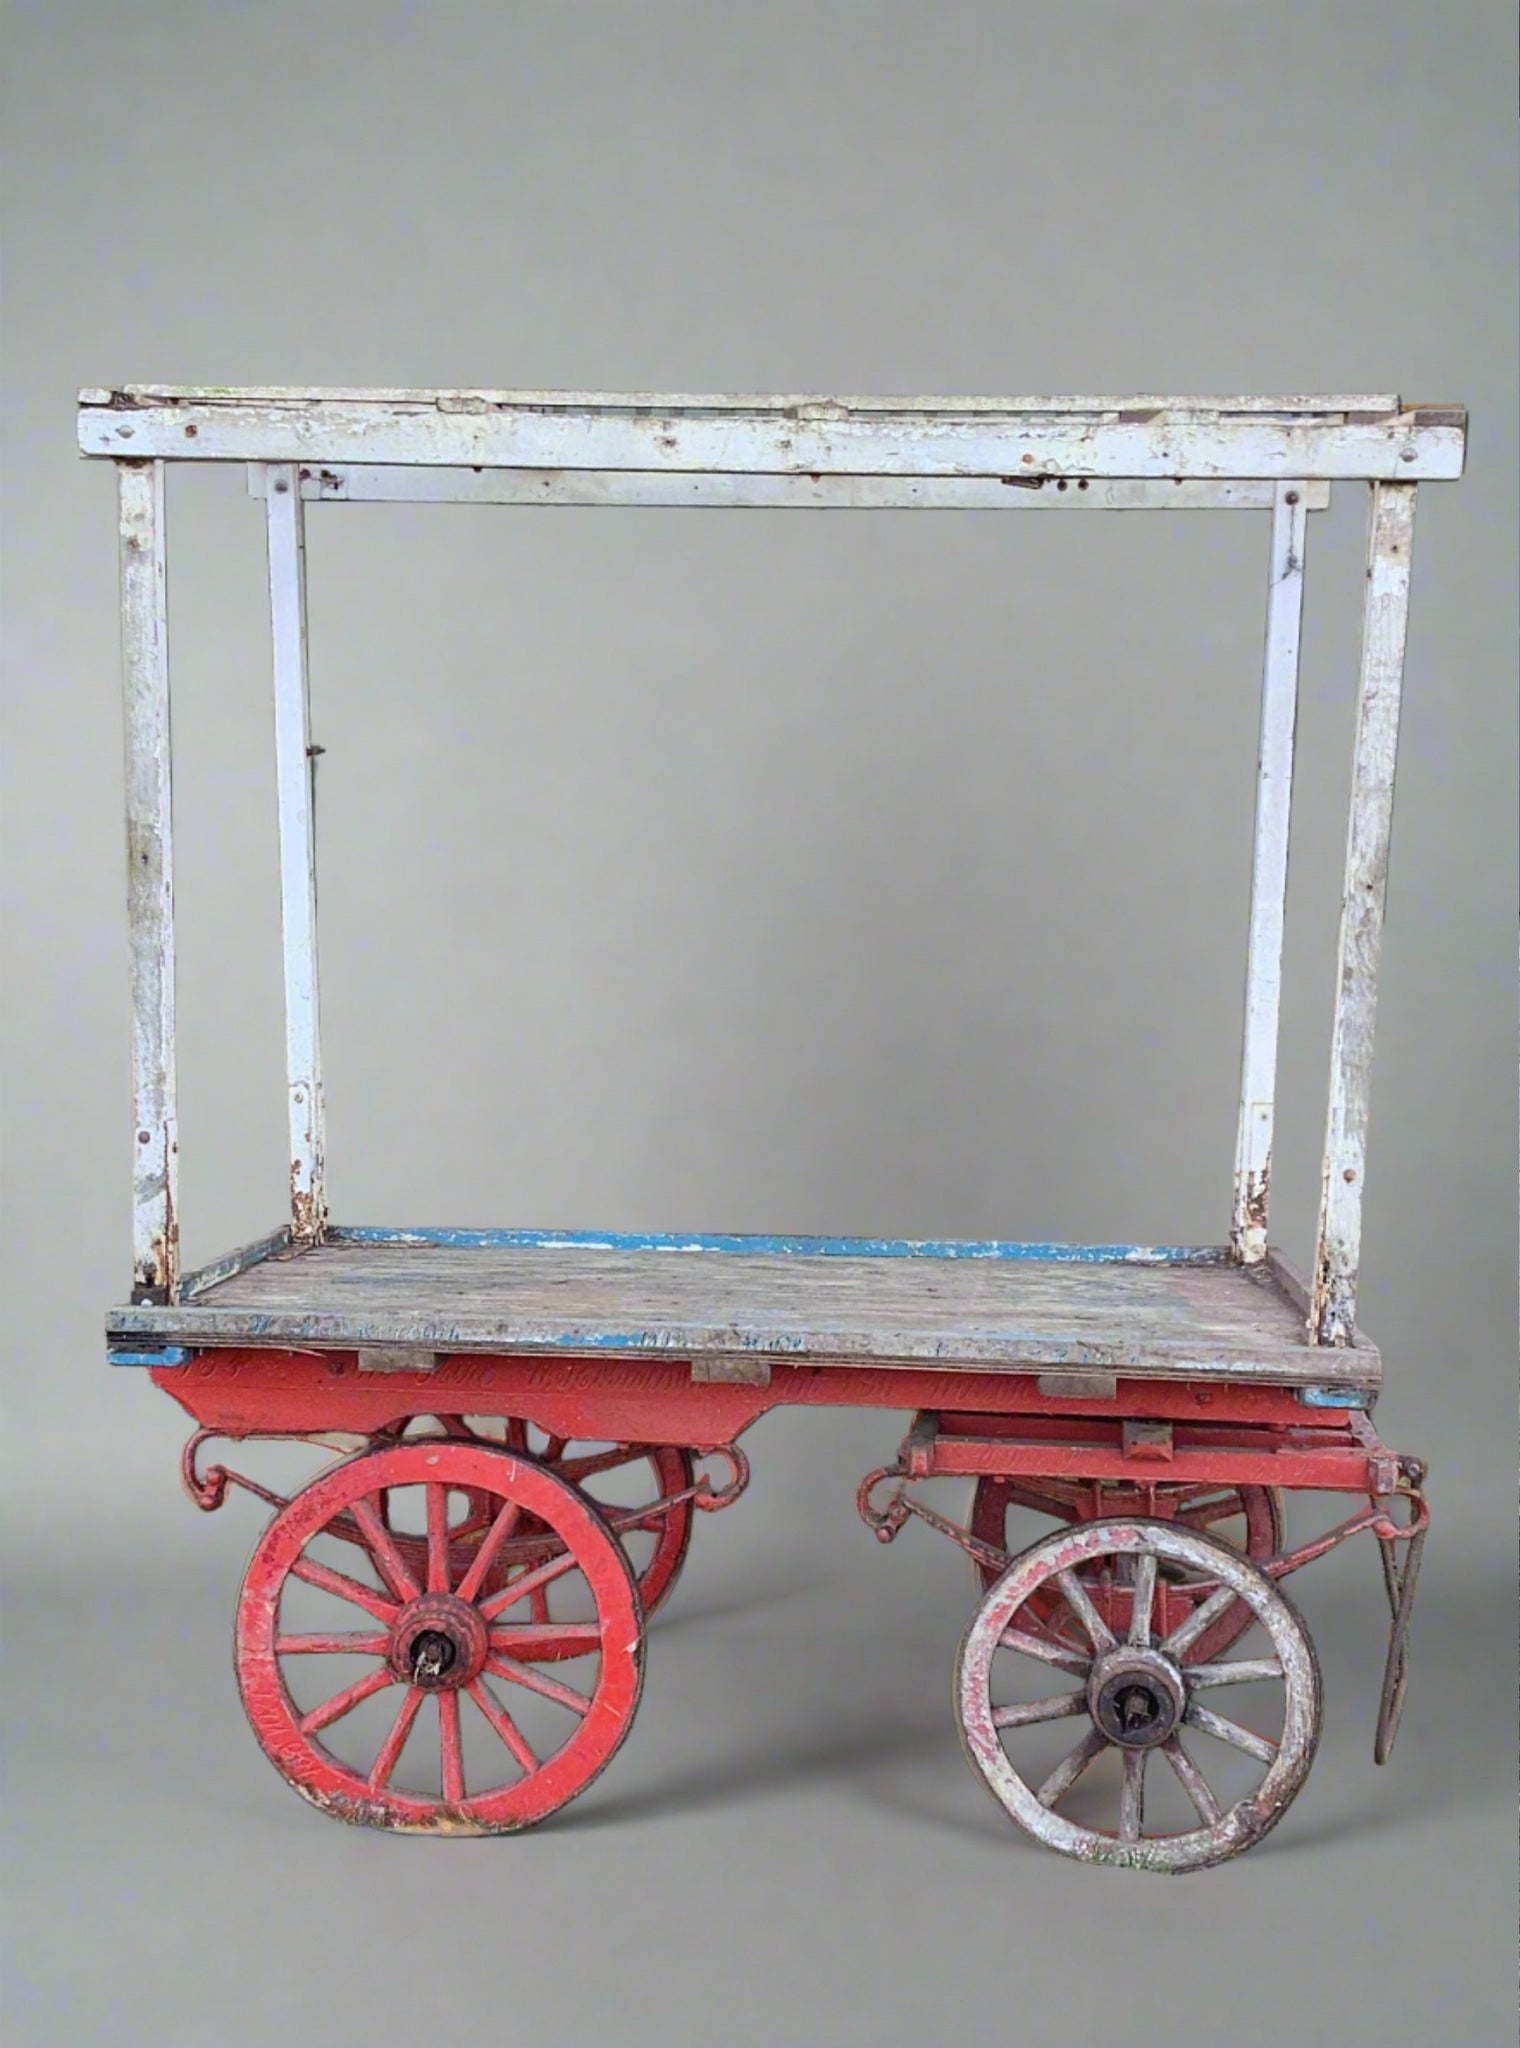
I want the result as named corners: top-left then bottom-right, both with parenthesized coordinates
top-left (1312, 482), bottom-right (1417, 1343)
top-left (1231, 484), bottom-right (1309, 1263)
top-left (119, 460), bottom-right (180, 1302)
top-left (265, 463), bottom-right (327, 1244)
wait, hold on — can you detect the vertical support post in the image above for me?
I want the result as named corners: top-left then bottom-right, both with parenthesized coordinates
top-left (119, 460), bottom-right (179, 1302)
top-left (1312, 482), bottom-right (1417, 1343)
top-left (265, 463), bottom-right (327, 1243)
top-left (1231, 483), bottom-right (1308, 1262)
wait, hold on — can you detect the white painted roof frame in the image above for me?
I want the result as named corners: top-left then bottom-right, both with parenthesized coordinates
top-left (82, 388), bottom-right (1467, 1350)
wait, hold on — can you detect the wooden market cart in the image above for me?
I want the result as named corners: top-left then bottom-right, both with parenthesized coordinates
top-left (85, 387), bottom-right (1463, 1870)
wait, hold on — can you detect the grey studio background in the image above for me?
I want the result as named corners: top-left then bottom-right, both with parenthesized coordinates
top-left (3, 6), bottom-right (1516, 2046)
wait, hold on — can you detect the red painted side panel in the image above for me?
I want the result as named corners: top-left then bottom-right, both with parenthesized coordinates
top-left (153, 1349), bottom-right (1351, 1447)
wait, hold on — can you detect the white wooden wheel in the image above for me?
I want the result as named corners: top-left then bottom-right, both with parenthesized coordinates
top-left (956, 1518), bottom-right (1321, 1873)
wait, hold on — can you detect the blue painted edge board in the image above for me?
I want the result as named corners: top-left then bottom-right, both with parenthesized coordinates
top-left (109, 1346), bottom-right (193, 1368)
top-left (1298, 1384), bottom-right (1370, 1409)
top-left (329, 1225), bottom-right (1227, 1264)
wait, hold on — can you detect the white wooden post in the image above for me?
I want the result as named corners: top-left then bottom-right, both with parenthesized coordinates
top-left (1312, 483), bottom-right (1418, 1343)
top-left (119, 460), bottom-right (179, 1301)
top-left (1231, 484), bottom-right (1308, 1262)
top-left (265, 464), bottom-right (327, 1243)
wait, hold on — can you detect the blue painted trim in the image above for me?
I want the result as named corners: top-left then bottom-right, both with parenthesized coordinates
top-left (109, 1345), bottom-right (193, 1368)
top-left (329, 1225), bottom-right (1224, 1266)
top-left (1298, 1385), bottom-right (1369, 1409)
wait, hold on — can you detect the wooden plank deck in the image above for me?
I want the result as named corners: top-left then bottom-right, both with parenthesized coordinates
top-left (108, 1230), bottom-right (1379, 1388)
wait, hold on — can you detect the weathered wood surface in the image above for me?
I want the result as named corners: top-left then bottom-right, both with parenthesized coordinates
top-left (79, 390), bottom-right (1466, 481)
top-left (87, 387), bottom-right (1409, 412)
top-left (1312, 483), bottom-right (1417, 1345)
top-left (109, 1235), bottom-right (1379, 1386)
top-left (1232, 484), bottom-right (1308, 1262)
top-left (265, 465), bottom-right (327, 1243)
top-left (243, 465), bottom-right (1332, 513)
top-left (181, 1224), bottom-right (293, 1299)
top-left (118, 460), bottom-right (178, 1304)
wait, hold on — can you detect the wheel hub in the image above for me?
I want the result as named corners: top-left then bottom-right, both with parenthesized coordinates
top-left (388, 1592), bottom-right (489, 1692)
top-left (1087, 1645), bottom-right (1185, 1749)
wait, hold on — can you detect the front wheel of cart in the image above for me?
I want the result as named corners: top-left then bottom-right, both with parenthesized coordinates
top-left (235, 1440), bottom-right (644, 1833)
top-left (956, 1518), bottom-right (1320, 1872)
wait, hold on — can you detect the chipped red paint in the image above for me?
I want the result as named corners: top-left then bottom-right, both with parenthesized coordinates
top-left (236, 1440), bottom-right (643, 1833)
top-left (153, 1349), bottom-right (1356, 1445)
top-left (901, 1417), bottom-right (1382, 1495)
top-left (158, 1348), bottom-right (1423, 1855)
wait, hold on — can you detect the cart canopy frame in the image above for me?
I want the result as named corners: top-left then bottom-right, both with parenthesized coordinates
top-left (82, 387), bottom-right (1467, 1356)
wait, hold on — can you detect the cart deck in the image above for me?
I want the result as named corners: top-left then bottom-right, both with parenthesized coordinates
top-left (108, 1228), bottom-right (1376, 1390)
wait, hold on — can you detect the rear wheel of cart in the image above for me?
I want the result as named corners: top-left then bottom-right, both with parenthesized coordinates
top-left (957, 1518), bottom-right (1320, 1872)
top-left (968, 1478), bottom-right (1284, 1663)
top-left (235, 1440), bottom-right (643, 1832)
top-left (373, 1415), bottom-right (695, 1638)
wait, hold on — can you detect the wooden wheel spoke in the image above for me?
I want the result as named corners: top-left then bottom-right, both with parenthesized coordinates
top-left (556, 1445), bottom-right (651, 1485)
top-left (368, 1687), bottom-right (425, 1791)
top-left (349, 1495), bottom-right (422, 1603)
top-left (289, 1555), bottom-right (400, 1624)
top-left (299, 1665), bottom-right (395, 1736)
top-left (996, 1627), bottom-right (1090, 1676)
top-left (1175, 1490), bottom-right (1241, 1528)
top-left (438, 1691), bottom-right (466, 1804)
top-left (529, 1586), bottom-right (552, 1626)
top-left (425, 1484), bottom-right (451, 1594)
top-left (454, 1498), bottom-right (524, 1604)
top-left (1052, 1568), bottom-right (1117, 1652)
top-left (1119, 1748), bottom-right (1147, 1843)
top-left (1127, 1552), bottom-right (1158, 1646)
top-left (1000, 1480), bottom-right (1086, 1519)
top-left (467, 1680), bottom-right (539, 1775)
top-left (489, 1622), bottom-right (603, 1655)
top-left (276, 1631), bottom-right (390, 1656)
top-left (1187, 1657), bottom-right (1283, 1689)
top-left (602, 1492), bottom-right (688, 1538)
top-left (991, 1692), bottom-right (1087, 1731)
top-left (322, 1508), bottom-right (381, 1552)
top-left (484, 1654), bottom-right (592, 1717)
top-left (1162, 1735), bottom-right (1223, 1825)
top-left (477, 1549), bottom-right (580, 1622)
top-left (1035, 1727), bottom-right (1107, 1809)
top-left (541, 1435), bottom-right (568, 1463)
top-left (1185, 1701), bottom-right (1278, 1764)
top-left (1161, 1582), bottom-right (1239, 1659)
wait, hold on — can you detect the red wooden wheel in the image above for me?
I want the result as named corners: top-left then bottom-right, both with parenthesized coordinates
top-left (236, 1440), bottom-right (643, 1833)
top-left (969, 1479), bottom-right (1284, 1664)
top-left (372, 1416), bottom-right (695, 1644)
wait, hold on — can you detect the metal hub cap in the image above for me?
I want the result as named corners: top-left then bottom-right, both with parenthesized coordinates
top-left (1087, 1646), bottom-right (1186, 1749)
top-left (387, 1592), bottom-right (489, 1692)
